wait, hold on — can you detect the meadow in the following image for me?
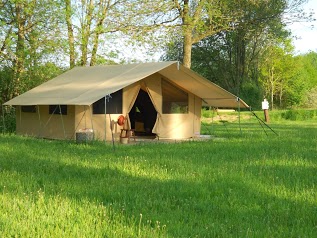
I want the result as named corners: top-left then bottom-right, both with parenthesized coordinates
top-left (0, 110), bottom-right (317, 237)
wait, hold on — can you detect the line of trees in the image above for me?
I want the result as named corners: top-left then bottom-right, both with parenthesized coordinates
top-left (161, 0), bottom-right (317, 109)
top-left (0, 0), bottom-right (316, 110)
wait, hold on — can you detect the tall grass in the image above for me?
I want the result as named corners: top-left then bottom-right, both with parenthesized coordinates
top-left (0, 117), bottom-right (317, 237)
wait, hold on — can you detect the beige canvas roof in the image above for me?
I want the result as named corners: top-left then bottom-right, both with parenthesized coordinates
top-left (160, 63), bottom-right (249, 108)
top-left (4, 61), bottom-right (249, 108)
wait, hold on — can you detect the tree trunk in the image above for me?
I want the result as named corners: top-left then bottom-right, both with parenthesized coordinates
top-left (80, 0), bottom-right (94, 66)
top-left (270, 68), bottom-right (274, 110)
top-left (182, 0), bottom-right (192, 69)
top-left (183, 28), bottom-right (192, 69)
top-left (14, 3), bottom-right (26, 96)
top-left (235, 30), bottom-right (246, 96)
top-left (90, 37), bottom-right (98, 66)
top-left (90, 1), bottom-right (108, 66)
top-left (279, 86), bottom-right (283, 107)
top-left (65, 0), bottom-right (75, 68)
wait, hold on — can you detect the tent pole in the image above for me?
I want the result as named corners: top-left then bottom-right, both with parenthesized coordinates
top-left (59, 105), bottom-right (66, 139)
top-left (216, 109), bottom-right (229, 133)
top-left (37, 105), bottom-right (42, 138)
top-left (238, 98), bottom-right (242, 135)
top-left (193, 96), bottom-right (195, 136)
top-left (89, 105), bottom-right (94, 140)
top-left (250, 108), bottom-right (278, 136)
top-left (104, 96), bottom-right (107, 143)
top-left (109, 114), bottom-right (115, 150)
top-left (252, 108), bottom-right (268, 136)
top-left (211, 107), bottom-right (215, 134)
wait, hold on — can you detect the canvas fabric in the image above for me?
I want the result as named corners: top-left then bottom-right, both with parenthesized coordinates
top-left (4, 62), bottom-right (175, 106)
top-left (159, 63), bottom-right (249, 108)
top-left (4, 61), bottom-right (249, 109)
top-left (5, 61), bottom-right (249, 140)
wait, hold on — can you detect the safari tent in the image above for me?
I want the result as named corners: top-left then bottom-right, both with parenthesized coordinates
top-left (3, 61), bottom-right (249, 141)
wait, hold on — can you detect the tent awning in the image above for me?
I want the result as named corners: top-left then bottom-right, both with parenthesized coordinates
top-left (4, 61), bottom-right (249, 109)
top-left (159, 63), bottom-right (249, 108)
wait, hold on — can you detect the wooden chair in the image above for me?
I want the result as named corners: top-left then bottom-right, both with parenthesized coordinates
top-left (120, 129), bottom-right (136, 142)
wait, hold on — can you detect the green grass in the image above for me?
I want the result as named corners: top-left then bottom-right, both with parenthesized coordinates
top-left (1, 115), bottom-right (317, 237)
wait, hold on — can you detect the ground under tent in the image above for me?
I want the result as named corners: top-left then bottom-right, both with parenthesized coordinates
top-left (3, 61), bottom-right (249, 141)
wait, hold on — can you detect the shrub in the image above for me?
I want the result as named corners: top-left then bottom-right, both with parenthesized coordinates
top-left (0, 106), bottom-right (16, 133)
top-left (281, 109), bottom-right (317, 121)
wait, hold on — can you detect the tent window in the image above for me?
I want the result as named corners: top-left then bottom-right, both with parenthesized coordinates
top-left (49, 105), bottom-right (67, 115)
top-left (162, 79), bottom-right (188, 114)
top-left (93, 89), bottom-right (123, 114)
top-left (21, 105), bottom-right (36, 113)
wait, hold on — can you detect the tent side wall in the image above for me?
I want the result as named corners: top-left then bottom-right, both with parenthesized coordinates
top-left (15, 76), bottom-right (203, 141)
top-left (16, 105), bottom-right (75, 139)
top-left (155, 94), bottom-right (202, 139)
top-left (16, 106), bottom-right (39, 137)
top-left (74, 105), bottom-right (124, 141)
top-left (146, 74), bottom-right (202, 139)
top-left (74, 82), bottom-right (140, 141)
top-left (73, 74), bottom-right (203, 141)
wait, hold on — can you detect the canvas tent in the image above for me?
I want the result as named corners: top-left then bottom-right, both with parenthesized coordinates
top-left (4, 61), bottom-right (249, 141)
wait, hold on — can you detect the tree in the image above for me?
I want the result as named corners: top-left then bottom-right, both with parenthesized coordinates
top-left (160, 0), bottom-right (313, 109)
top-left (161, 2), bottom-right (290, 90)
top-left (295, 51), bottom-right (317, 107)
top-left (65, 0), bottom-right (75, 68)
top-left (168, 0), bottom-right (240, 68)
top-left (259, 40), bottom-right (300, 109)
top-left (62, 0), bottom-right (148, 67)
top-left (160, 0), bottom-right (312, 70)
top-left (0, 0), bottom-right (64, 104)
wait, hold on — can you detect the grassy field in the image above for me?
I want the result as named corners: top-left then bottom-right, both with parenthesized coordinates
top-left (0, 112), bottom-right (317, 237)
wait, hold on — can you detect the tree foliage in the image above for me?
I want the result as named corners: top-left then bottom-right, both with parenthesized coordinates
top-left (295, 52), bottom-right (317, 108)
top-left (0, 0), bottom-right (64, 105)
top-left (157, 0), bottom-right (311, 69)
top-left (259, 40), bottom-right (299, 109)
top-left (161, 0), bottom-right (315, 109)
top-left (0, 0), bottom-right (316, 111)
top-left (63, 0), bottom-right (154, 67)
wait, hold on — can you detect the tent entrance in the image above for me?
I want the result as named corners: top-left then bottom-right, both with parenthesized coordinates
top-left (129, 89), bottom-right (157, 138)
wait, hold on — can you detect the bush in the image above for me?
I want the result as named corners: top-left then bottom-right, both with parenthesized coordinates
top-left (0, 106), bottom-right (16, 133)
top-left (280, 109), bottom-right (317, 121)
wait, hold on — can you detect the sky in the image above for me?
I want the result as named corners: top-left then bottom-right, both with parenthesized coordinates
top-left (287, 0), bottom-right (317, 54)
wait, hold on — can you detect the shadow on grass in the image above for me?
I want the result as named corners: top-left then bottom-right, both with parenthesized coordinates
top-left (0, 130), bottom-right (317, 237)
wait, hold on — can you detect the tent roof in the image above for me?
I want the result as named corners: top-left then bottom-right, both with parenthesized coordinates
top-left (160, 63), bottom-right (249, 108)
top-left (4, 61), bottom-right (249, 108)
